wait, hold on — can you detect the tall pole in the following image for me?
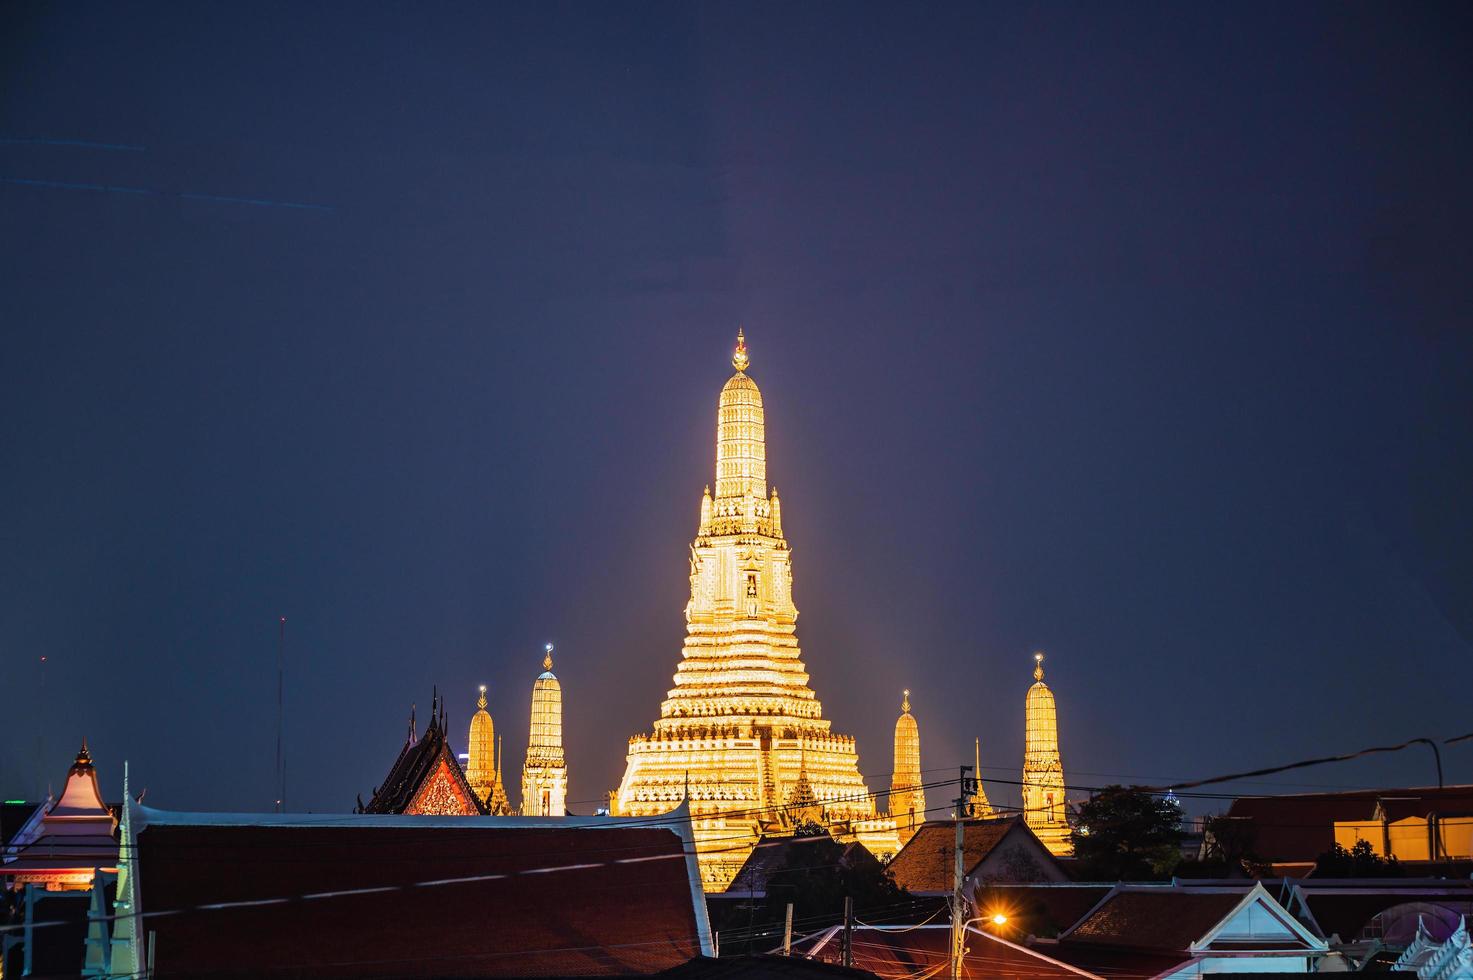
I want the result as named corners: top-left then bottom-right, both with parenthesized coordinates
top-left (37, 655), bottom-right (48, 799)
top-left (275, 616), bottom-right (285, 813)
top-left (952, 764), bottom-right (973, 980)
top-left (783, 902), bottom-right (793, 956)
top-left (842, 895), bottom-right (854, 968)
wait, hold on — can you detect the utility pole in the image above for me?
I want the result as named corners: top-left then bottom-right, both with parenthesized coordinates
top-left (842, 896), bottom-right (854, 968)
top-left (275, 616), bottom-right (286, 813)
top-left (952, 764), bottom-right (976, 980)
top-left (783, 902), bottom-right (793, 956)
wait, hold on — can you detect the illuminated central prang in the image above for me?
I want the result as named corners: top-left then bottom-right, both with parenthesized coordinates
top-left (612, 332), bottom-right (898, 890)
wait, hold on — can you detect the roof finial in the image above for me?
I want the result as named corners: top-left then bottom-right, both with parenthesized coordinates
top-left (1033, 651), bottom-right (1045, 682)
top-left (477, 684), bottom-right (487, 710)
top-left (732, 327), bottom-right (749, 372)
top-left (543, 642), bottom-right (554, 672)
top-left (901, 689), bottom-right (911, 713)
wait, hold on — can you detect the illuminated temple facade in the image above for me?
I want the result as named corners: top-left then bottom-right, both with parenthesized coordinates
top-left (360, 694), bottom-right (486, 815)
top-left (467, 685), bottom-right (512, 814)
top-left (1022, 653), bottom-right (1072, 856)
top-left (612, 332), bottom-right (898, 890)
top-left (521, 645), bottom-right (567, 816)
top-left (889, 691), bottom-right (925, 846)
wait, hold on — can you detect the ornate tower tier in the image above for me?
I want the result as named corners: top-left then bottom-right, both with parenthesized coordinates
top-left (1022, 652), bottom-right (1071, 856)
top-left (521, 645), bottom-right (568, 816)
top-left (613, 332), bottom-right (898, 890)
top-left (467, 686), bottom-right (511, 815)
top-left (889, 691), bottom-right (925, 845)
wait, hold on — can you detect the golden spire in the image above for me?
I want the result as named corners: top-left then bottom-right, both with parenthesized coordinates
top-left (523, 642), bottom-right (568, 816)
top-left (967, 736), bottom-right (993, 817)
top-left (890, 688), bottom-right (924, 844)
top-left (1023, 650), bottom-right (1070, 856)
top-left (715, 332), bottom-right (766, 501)
top-left (467, 685), bottom-right (498, 809)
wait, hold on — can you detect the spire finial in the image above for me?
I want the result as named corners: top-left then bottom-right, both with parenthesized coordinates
top-left (901, 689), bottom-right (910, 713)
top-left (732, 327), bottom-right (749, 372)
top-left (543, 642), bottom-right (554, 672)
top-left (477, 684), bottom-right (487, 710)
top-left (1033, 651), bottom-right (1045, 682)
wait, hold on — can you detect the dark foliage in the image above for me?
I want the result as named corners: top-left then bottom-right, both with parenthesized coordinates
top-left (716, 833), bottom-right (912, 954)
top-left (1313, 839), bottom-right (1402, 878)
top-left (1071, 785), bottom-right (1184, 881)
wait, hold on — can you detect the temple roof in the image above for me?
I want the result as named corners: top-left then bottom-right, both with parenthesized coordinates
top-left (2, 742), bottom-right (119, 879)
top-left (359, 693), bottom-right (487, 815)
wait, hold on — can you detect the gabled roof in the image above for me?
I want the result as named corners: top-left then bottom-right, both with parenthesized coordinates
top-left (1060, 883), bottom-right (1326, 956)
top-left (726, 834), bottom-right (880, 897)
top-left (885, 816), bottom-right (1059, 893)
top-left (360, 693), bottom-right (487, 815)
top-left (1063, 889), bottom-right (1244, 951)
top-left (124, 805), bottom-right (713, 977)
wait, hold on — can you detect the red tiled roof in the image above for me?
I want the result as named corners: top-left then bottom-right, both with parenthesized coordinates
top-left (796, 924), bottom-right (1099, 980)
top-left (654, 954), bottom-right (878, 978)
top-left (1032, 942), bottom-right (1194, 980)
top-left (1062, 890), bottom-right (1243, 951)
top-left (886, 818), bottom-right (1047, 893)
top-left (134, 814), bottom-right (706, 978)
top-left (726, 836), bottom-right (880, 896)
top-left (978, 885), bottom-right (1114, 937)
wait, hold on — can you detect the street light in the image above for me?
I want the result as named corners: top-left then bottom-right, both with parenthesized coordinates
top-left (952, 913), bottom-right (1013, 976)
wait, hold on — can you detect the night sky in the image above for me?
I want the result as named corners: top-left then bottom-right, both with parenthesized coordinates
top-left (2, 3), bottom-right (1470, 816)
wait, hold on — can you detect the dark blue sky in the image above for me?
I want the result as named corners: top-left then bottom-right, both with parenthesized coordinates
top-left (2, 2), bottom-right (1470, 815)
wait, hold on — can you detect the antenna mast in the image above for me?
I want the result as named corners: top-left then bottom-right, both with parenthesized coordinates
top-left (275, 616), bottom-right (286, 812)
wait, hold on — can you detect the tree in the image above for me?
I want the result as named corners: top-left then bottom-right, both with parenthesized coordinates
top-left (1071, 785), bottom-right (1184, 881)
top-left (1313, 839), bottom-right (1402, 878)
top-left (711, 833), bottom-right (913, 954)
top-left (1175, 814), bottom-right (1258, 877)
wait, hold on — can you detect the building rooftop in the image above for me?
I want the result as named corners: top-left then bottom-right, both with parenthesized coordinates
top-left (1062, 888), bottom-right (1245, 951)
top-left (884, 816), bottom-right (1057, 893)
top-left (1222, 786), bottom-right (1473, 863)
top-left (123, 806), bottom-right (712, 977)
